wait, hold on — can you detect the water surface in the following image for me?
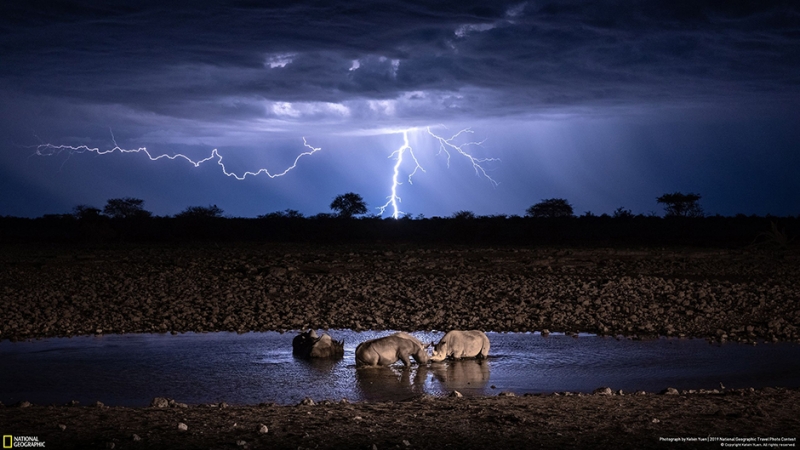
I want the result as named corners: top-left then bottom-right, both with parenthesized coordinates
top-left (1, 331), bottom-right (798, 406)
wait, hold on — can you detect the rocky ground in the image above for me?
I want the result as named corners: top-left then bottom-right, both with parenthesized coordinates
top-left (1, 389), bottom-right (798, 449)
top-left (1, 243), bottom-right (798, 342)
top-left (1, 243), bottom-right (798, 449)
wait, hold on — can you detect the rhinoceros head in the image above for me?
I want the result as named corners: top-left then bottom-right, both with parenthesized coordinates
top-left (429, 340), bottom-right (449, 362)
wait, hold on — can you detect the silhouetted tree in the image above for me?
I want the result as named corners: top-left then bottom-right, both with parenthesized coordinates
top-left (102, 197), bottom-right (152, 219)
top-left (451, 210), bottom-right (476, 220)
top-left (526, 198), bottom-right (574, 218)
top-left (330, 192), bottom-right (367, 218)
top-left (657, 192), bottom-right (703, 218)
top-left (175, 205), bottom-right (224, 219)
top-left (73, 204), bottom-right (103, 220)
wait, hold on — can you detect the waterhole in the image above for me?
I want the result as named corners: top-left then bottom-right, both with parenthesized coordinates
top-left (2, 331), bottom-right (798, 406)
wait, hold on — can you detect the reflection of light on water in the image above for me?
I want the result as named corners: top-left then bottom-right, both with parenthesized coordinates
top-left (427, 360), bottom-right (491, 396)
top-left (1, 330), bottom-right (799, 406)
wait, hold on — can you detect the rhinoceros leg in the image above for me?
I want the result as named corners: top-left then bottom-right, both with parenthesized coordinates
top-left (398, 353), bottom-right (411, 367)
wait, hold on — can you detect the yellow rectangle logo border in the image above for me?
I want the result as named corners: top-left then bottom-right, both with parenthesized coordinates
top-left (2, 435), bottom-right (12, 449)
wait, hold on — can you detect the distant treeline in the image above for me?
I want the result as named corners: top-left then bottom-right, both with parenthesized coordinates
top-left (0, 214), bottom-right (797, 247)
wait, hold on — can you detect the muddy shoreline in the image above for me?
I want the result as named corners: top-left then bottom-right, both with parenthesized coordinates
top-left (1, 243), bottom-right (798, 342)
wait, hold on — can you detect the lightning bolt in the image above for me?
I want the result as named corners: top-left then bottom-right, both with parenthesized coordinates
top-left (377, 126), bottom-right (499, 219)
top-left (33, 132), bottom-right (322, 181)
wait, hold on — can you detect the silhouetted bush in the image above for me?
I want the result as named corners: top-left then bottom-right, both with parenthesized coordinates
top-left (103, 197), bottom-right (152, 220)
top-left (657, 192), bottom-right (704, 218)
top-left (526, 198), bottom-right (574, 218)
top-left (174, 205), bottom-right (224, 219)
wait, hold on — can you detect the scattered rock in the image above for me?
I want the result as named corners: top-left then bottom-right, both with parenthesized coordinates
top-left (298, 397), bottom-right (315, 406)
top-left (17, 401), bottom-right (32, 408)
top-left (660, 388), bottom-right (679, 395)
top-left (449, 391), bottom-right (463, 398)
top-left (593, 387), bottom-right (613, 396)
top-left (258, 424), bottom-right (268, 434)
top-left (93, 401), bottom-right (105, 408)
top-left (132, 434), bottom-right (141, 441)
top-left (178, 422), bottom-right (188, 431)
top-left (58, 424), bottom-right (67, 431)
top-left (151, 397), bottom-right (170, 408)
top-left (498, 391), bottom-right (515, 397)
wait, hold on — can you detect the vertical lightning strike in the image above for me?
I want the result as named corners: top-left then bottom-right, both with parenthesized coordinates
top-left (33, 135), bottom-right (322, 180)
top-left (377, 126), bottom-right (499, 219)
top-left (376, 129), bottom-right (425, 219)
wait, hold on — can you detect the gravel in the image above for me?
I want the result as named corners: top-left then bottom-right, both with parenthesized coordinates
top-left (1, 243), bottom-right (798, 342)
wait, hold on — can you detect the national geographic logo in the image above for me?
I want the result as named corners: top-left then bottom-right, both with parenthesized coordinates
top-left (2, 435), bottom-right (46, 448)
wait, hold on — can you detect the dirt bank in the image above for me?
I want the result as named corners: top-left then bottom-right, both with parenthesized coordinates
top-left (1, 389), bottom-right (798, 450)
top-left (1, 243), bottom-right (798, 342)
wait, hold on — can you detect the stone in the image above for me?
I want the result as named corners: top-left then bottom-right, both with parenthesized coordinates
top-left (593, 387), bottom-right (613, 396)
top-left (660, 387), bottom-right (679, 395)
top-left (449, 390), bottom-right (463, 398)
top-left (258, 424), bottom-right (268, 434)
top-left (298, 397), bottom-right (315, 406)
top-left (150, 397), bottom-right (170, 408)
top-left (132, 434), bottom-right (141, 442)
top-left (178, 422), bottom-right (188, 431)
top-left (58, 424), bottom-right (67, 431)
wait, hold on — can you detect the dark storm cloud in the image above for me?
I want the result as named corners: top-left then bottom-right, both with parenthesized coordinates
top-left (1, 0), bottom-right (798, 124)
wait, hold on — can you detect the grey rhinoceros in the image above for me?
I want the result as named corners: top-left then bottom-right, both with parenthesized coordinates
top-left (292, 330), bottom-right (344, 359)
top-left (355, 332), bottom-right (430, 367)
top-left (430, 330), bottom-right (490, 362)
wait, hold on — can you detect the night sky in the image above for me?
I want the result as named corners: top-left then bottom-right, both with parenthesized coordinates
top-left (1, 1), bottom-right (798, 219)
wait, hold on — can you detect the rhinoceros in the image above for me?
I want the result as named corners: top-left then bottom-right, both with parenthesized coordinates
top-left (430, 330), bottom-right (490, 362)
top-left (292, 330), bottom-right (344, 359)
top-left (355, 332), bottom-right (430, 367)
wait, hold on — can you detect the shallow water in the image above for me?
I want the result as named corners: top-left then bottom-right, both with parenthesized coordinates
top-left (1, 331), bottom-right (799, 406)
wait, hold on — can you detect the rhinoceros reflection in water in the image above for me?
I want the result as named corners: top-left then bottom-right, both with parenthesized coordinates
top-left (430, 330), bottom-right (490, 362)
top-left (355, 365), bottom-right (429, 402)
top-left (355, 332), bottom-right (430, 367)
top-left (429, 360), bottom-right (491, 393)
top-left (292, 330), bottom-right (344, 359)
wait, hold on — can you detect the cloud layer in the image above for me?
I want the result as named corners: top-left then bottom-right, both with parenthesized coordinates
top-left (2, 0), bottom-right (798, 129)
